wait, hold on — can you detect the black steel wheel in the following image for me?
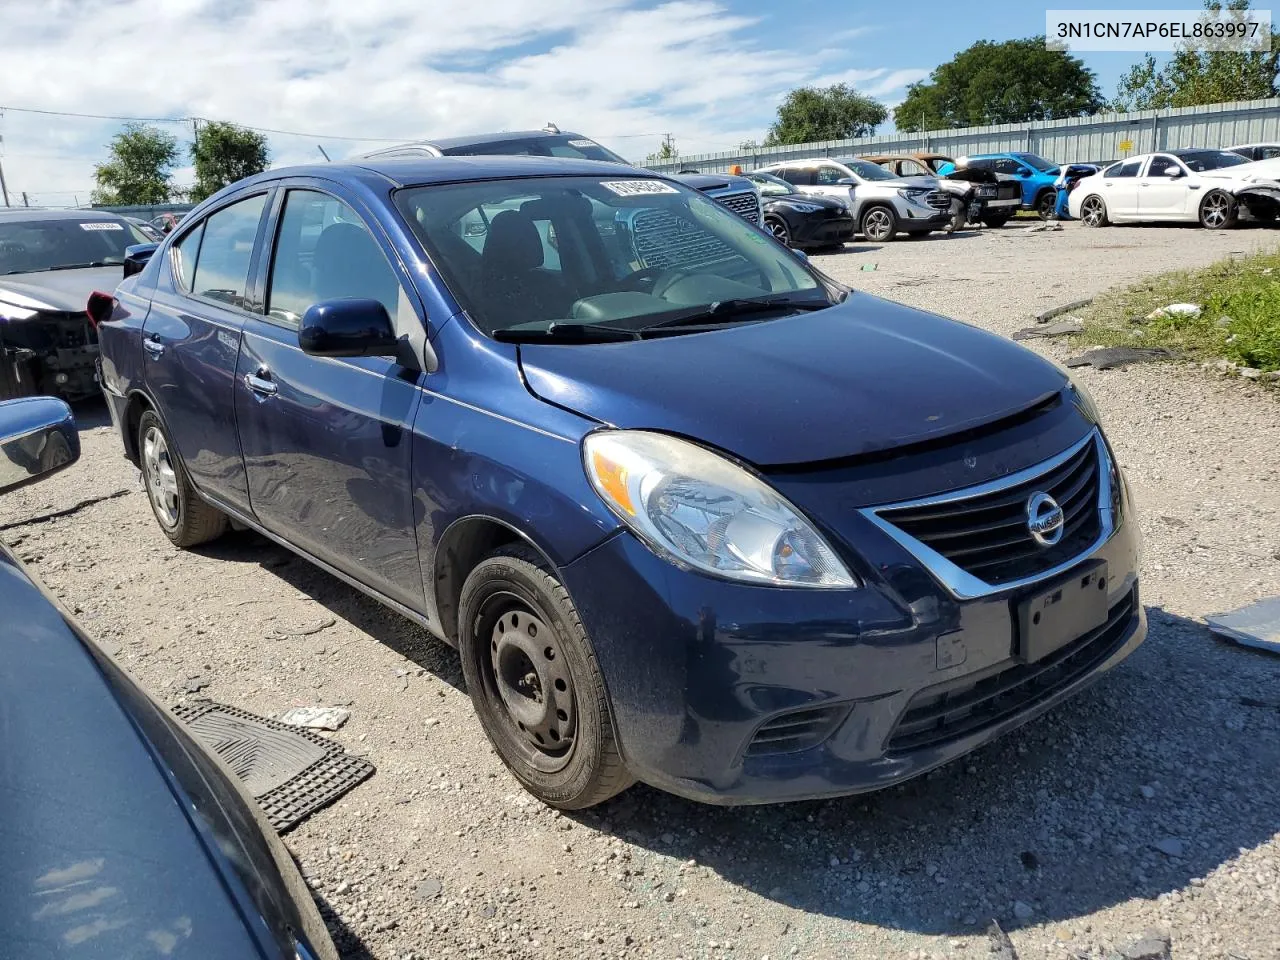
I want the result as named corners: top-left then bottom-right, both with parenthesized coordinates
top-left (764, 215), bottom-right (792, 246)
top-left (1035, 190), bottom-right (1056, 220)
top-left (458, 544), bottom-right (632, 809)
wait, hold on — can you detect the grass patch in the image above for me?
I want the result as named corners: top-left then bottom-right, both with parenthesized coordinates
top-left (1074, 247), bottom-right (1280, 372)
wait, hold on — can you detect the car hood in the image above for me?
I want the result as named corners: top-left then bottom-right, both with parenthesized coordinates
top-left (518, 294), bottom-right (1067, 466)
top-left (672, 173), bottom-right (755, 193)
top-left (764, 194), bottom-right (847, 211)
top-left (0, 545), bottom-right (262, 959)
top-left (0, 266), bottom-right (122, 314)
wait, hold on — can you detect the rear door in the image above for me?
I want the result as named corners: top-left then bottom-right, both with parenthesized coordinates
top-left (1100, 158), bottom-right (1143, 217)
top-left (233, 182), bottom-right (426, 609)
top-left (141, 189), bottom-right (273, 514)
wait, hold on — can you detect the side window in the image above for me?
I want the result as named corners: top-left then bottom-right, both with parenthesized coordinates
top-left (173, 222), bottom-right (204, 291)
top-left (1110, 159), bottom-right (1143, 178)
top-left (991, 158), bottom-right (1022, 176)
top-left (266, 190), bottom-right (405, 329)
top-left (816, 165), bottom-right (847, 185)
top-left (967, 158), bottom-right (993, 172)
top-left (1146, 155), bottom-right (1182, 178)
top-left (776, 166), bottom-right (814, 187)
top-left (900, 160), bottom-right (927, 177)
top-left (1261, 146), bottom-right (1280, 160)
top-left (187, 194), bottom-right (267, 309)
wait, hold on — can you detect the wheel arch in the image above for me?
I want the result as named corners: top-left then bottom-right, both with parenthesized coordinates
top-left (431, 514), bottom-right (566, 647)
top-left (122, 389), bottom-right (158, 466)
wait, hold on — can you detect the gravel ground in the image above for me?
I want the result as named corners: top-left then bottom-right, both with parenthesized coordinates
top-left (3, 220), bottom-right (1279, 960)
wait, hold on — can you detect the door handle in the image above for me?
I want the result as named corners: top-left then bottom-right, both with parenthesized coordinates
top-left (244, 368), bottom-right (277, 397)
top-left (142, 336), bottom-right (165, 358)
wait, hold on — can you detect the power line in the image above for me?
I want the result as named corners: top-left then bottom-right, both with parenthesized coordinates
top-left (0, 105), bottom-right (190, 123)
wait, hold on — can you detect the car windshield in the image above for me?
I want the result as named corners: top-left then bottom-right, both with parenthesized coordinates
top-left (439, 135), bottom-right (629, 164)
top-left (1016, 153), bottom-right (1058, 173)
top-left (747, 173), bottom-right (796, 197)
top-left (1176, 150), bottom-right (1250, 172)
top-left (0, 217), bottom-right (150, 275)
top-left (396, 175), bottom-right (827, 339)
top-left (837, 159), bottom-right (898, 181)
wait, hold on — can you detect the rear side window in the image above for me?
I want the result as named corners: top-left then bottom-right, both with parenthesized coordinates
top-left (775, 166), bottom-right (814, 186)
top-left (266, 190), bottom-right (405, 329)
top-left (185, 194), bottom-right (267, 309)
top-left (173, 223), bottom-right (204, 290)
top-left (1108, 159), bottom-right (1142, 178)
top-left (991, 158), bottom-right (1024, 176)
top-left (1262, 146), bottom-right (1280, 160)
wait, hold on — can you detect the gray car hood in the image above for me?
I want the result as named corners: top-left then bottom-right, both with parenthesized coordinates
top-left (0, 267), bottom-right (121, 315)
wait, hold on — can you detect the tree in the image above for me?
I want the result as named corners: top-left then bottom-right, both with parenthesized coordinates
top-left (91, 123), bottom-right (180, 205)
top-left (763, 84), bottom-right (887, 145)
top-left (893, 38), bottom-right (1103, 130)
top-left (1110, 1), bottom-right (1278, 111)
top-left (646, 136), bottom-right (678, 163)
top-left (190, 121), bottom-right (271, 202)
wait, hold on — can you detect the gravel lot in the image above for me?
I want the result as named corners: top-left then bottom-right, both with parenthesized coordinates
top-left (3, 220), bottom-right (1279, 960)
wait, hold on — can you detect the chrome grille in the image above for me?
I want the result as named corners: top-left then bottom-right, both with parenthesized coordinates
top-left (887, 586), bottom-right (1137, 753)
top-left (876, 435), bottom-right (1103, 587)
top-left (745, 705), bottom-right (848, 758)
top-left (926, 190), bottom-right (950, 210)
top-left (709, 189), bottom-right (761, 224)
top-left (630, 209), bottom-right (749, 271)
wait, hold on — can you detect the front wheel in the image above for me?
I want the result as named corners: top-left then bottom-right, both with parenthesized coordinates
top-left (137, 410), bottom-right (227, 547)
top-left (1035, 191), bottom-right (1057, 220)
top-left (1200, 190), bottom-right (1238, 230)
top-left (981, 211), bottom-right (1013, 228)
top-left (859, 205), bottom-right (898, 242)
top-left (764, 215), bottom-right (792, 246)
top-left (458, 544), bottom-right (633, 809)
top-left (1079, 195), bottom-right (1109, 228)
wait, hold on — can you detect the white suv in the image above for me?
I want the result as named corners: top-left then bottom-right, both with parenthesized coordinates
top-left (755, 158), bottom-right (952, 241)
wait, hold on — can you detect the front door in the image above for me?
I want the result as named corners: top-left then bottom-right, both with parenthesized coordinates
top-left (1138, 155), bottom-right (1191, 218)
top-left (234, 185), bottom-right (426, 609)
top-left (141, 190), bottom-right (271, 514)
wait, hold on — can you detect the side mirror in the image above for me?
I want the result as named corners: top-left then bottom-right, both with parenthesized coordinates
top-left (836, 178), bottom-right (857, 186)
top-left (123, 242), bottom-right (159, 278)
top-left (1165, 168), bottom-right (1182, 178)
top-left (0, 397), bottom-right (79, 495)
top-left (299, 299), bottom-right (399, 358)
top-left (1019, 169), bottom-right (1032, 177)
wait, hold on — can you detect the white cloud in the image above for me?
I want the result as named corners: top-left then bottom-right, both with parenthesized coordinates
top-left (0, 0), bottom-right (927, 204)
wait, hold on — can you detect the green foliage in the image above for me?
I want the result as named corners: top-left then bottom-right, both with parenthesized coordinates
top-left (894, 37), bottom-right (1102, 129)
top-left (190, 121), bottom-right (271, 202)
top-left (763, 84), bottom-right (887, 146)
top-left (1111, 1), bottom-right (1278, 110)
top-left (646, 139), bottom-right (678, 162)
top-left (91, 123), bottom-right (180, 205)
top-left (1076, 249), bottom-right (1280, 372)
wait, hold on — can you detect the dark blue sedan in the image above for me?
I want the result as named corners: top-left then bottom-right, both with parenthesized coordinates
top-left (95, 156), bottom-right (1145, 808)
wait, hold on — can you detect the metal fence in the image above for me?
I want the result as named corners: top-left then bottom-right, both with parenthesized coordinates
top-left (644, 98), bottom-right (1280, 174)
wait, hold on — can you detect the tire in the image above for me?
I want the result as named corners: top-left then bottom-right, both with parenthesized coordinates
top-left (764, 215), bottom-right (792, 246)
top-left (1199, 190), bottom-right (1238, 230)
top-left (1079, 194), bottom-right (1109, 228)
top-left (1035, 190), bottom-right (1056, 220)
top-left (458, 543), bottom-right (633, 809)
top-left (981, 212), bottom-right (1013, 228)
top-left (137, 409), bottom-right (227, 547)
top-left (859, 204), bottom-right (898, 242)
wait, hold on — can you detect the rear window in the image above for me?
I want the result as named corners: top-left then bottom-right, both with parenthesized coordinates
top-left (0, 217), bottom-right (150, 275)
top-left (440, 135), bottom-right (628, 164)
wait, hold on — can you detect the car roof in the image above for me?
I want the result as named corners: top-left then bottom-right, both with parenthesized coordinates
top-left (234, 154), bottom-right (651, 191)
top-left (0, 208), bottom-right (126, 222)
top-left (410, 129), bottom-right (591, 151)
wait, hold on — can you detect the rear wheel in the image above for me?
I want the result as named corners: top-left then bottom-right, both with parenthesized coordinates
top-left (1035, 191), bottom-right (1057, 220)
top-left (981, 211), bottom-right (1013, 228)
top-left (137, 410), bottom-right (227, 547)
top-left (1080, 195), bottom-right (1109, 228)
top-left (1199, 190), bottom-right (1237, 230)
top-left (764, 215), bottom-right (792, 246)
top-left (458, 544), bottom-right (632, 809)
top-left (859, 205), bottom-right (898, 242)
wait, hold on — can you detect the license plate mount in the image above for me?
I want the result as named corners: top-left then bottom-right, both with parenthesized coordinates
top-left (1016, 561), bottom-right (1109, 663)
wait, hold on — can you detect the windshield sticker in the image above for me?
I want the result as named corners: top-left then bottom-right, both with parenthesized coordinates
top-left (568, 139), bottom-right (598, 148)
top-left (600, 180), bottom-right (680, 197)
top-left (80, 221), bottom-right (124, 231)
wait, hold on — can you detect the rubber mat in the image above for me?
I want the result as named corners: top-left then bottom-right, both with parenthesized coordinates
top-left (172, 700), bottom-right (375, 833)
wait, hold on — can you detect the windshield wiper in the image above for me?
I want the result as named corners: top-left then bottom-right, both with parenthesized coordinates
top-left (492, 322), bottom-right (641, 344)
top-left (641, 296), bottom-right (830, 333)
top-left (46, 261), bottom-right (117, 271)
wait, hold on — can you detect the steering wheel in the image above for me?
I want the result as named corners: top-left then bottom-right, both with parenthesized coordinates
top-left (615, 266), bottom-right (686, 298)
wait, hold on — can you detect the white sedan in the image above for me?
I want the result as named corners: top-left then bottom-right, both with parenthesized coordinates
top-left (1068, 149), bottom-right (1280, 229)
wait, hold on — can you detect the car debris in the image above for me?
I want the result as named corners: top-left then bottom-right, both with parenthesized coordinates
top-left (1206, 596), bottom-right (1280, 655)
top-left (1037, 298), bottom-right (1093, 323)
top-left (1012, 318), bottom-right (1084, 340)
top-left (1146, 303), bottom-right (1202, 320)
top-left (279, 705), bottom-right (352, 730)
top-left (1066, 346), bottom-right (1179, 369)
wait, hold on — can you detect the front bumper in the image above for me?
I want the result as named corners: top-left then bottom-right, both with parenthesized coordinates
top-left (895, 199), bottom-right (952, 232)
top-left (791, 211), bottom-right (856, 246)
top-left (561, 511), bottom-right (1144, 805)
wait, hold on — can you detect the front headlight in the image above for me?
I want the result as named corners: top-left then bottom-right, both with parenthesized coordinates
top-left (898, 187), bottom-right (931, 201)
top-left (583, 430), bottom-right (856, 588)
top-left (781, 201), bottom-right (823, 213)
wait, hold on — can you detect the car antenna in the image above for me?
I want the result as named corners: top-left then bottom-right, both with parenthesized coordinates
top-left (316, 145), bottom-right (331, 162)
top-left (543, 122), bottom-right (560, 135)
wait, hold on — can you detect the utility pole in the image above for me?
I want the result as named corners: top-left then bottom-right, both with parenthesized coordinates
top-left (662, 133), bottom-right (676, 159)
top-left (0, 157), bottom-right (9, 207)
top-left (22, 191), bottom-right (29, 207)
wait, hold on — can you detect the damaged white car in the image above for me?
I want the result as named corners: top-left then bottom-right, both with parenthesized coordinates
top-left (1069, 149), bottom-right (1280, 230)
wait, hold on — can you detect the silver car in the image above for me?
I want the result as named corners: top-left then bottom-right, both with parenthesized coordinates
top-left (754, 157), bottom-right (952, 241)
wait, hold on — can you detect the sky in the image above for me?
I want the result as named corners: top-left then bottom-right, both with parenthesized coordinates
top-left (0, 0), bottom-right (1186, 206)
